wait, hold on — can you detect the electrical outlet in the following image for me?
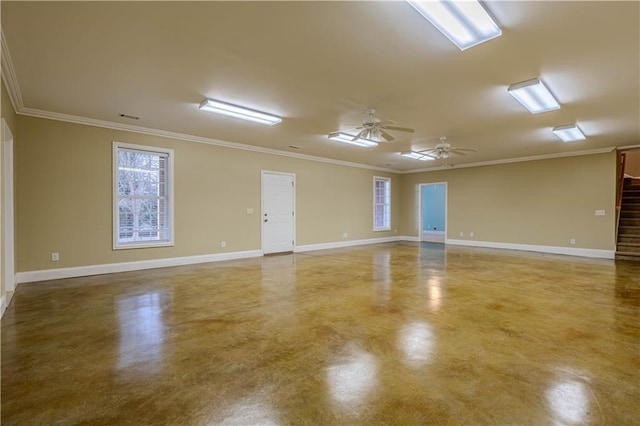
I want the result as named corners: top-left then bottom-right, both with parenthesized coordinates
top-left (51, 252), bottom-right (59, 262)
top-left (221, 241), bottom-right (226, 248)
top-left (459, 232), bottom-right (464, 237)
top-left (342, 232), bottom-right (348, 238)
top-left (570, 239), bottom-right (576, 245)
top-left (470, 232), bottom-right (474, 238)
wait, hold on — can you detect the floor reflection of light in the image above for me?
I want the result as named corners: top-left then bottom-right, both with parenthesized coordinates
top-left (326, 344), bottom-right (379, 416)
top-left (373, 251), bottom-right (391, 284)
top-left (216, 396), bottom-right (280, 426)
top-left (427, 277), bottom-right (442, 312)
top-left (546, 378), bottom-right (590, 425)
top-left (398, 322), bottom-right (435, 368)
top-left (117, 292), bottom-right (165, 373)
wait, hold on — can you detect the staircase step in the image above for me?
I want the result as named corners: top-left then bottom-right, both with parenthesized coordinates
top-left (618, 225), bottom-right (640, 234)
top-left (617, 235), bottom-right (640, 244)
top-left (615, 252), bottom-right (640, 261)
top-left (618, 241), bottom-right (640, 248)
top-left (620, 211), bottom-right (640, 218)
top-left (620, 219), bottom-right (640, 227)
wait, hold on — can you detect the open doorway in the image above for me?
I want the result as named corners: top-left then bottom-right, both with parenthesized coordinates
top-left (419, 183), bottom-right (447, 244)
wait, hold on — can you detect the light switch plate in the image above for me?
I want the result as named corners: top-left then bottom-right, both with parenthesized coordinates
top-left (595, 209), bottom-right (605, 216)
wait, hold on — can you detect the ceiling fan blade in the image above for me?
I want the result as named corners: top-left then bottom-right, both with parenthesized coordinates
top-left (420, 148), bottom-right (438, 154)
top-left (380, 130), bottom-right (394, 142)
top-left (450, 148), bottom-right (476, 155)
top-left (383, 125), bottom-right (415, 133)
top-left (351, 130), bottom-right (365, 141)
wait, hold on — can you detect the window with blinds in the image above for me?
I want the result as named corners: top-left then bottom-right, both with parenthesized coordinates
top-left (113, 142), bottom-right (174, 249)
top-left (373, 176), bottom-right (391, 231)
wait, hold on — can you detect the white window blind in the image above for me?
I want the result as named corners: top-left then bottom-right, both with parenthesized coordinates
top-left (373, 177), bottom-right (391, 231)
top-left (114, 143), bottom-right (173, 249)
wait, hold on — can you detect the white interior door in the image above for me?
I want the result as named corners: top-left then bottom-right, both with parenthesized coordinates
top-left (262, 171), bottom-right (295, 254)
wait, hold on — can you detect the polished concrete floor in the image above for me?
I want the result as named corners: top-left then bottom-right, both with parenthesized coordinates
top-left (2, 242), bottom-right (639, 425)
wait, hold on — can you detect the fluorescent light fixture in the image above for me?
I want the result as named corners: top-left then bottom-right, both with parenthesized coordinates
top-left (400, 151), bottom-right (435, 161)
top-left (508, 78), bottom-right (560, 114)
top-left (553, 124), bottom-right (586, 143)
top-left (407, 0), bottom-right (501, 50)
top-left (328, 132), bottom-right (378, 147)
top-left (199, 99), bottom-right (282, 126)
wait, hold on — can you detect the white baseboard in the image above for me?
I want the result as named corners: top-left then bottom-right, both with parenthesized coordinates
top-left (1, 295), bottom-right (6, 317)
top-left (15, 249), bottom-right (263, 284)
top-left (295, 236), bottom-right (401, 253)
top-left (398, 235), bottom-right (420, 242)
top-left (445, 239), bottom-right (615, 259)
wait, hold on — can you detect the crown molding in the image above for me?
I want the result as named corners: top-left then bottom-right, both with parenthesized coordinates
top-left (18, 107), bottom-right (398, 173)
top-left (0, 29), bottom-right (24, 112)
top-left (396, 147), bottom-right (617, 174)
top-left (617, 144), bottom-right (640, 151)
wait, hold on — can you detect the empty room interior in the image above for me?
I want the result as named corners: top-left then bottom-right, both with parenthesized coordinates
top-left (1, 1), bottom-right (639, 424)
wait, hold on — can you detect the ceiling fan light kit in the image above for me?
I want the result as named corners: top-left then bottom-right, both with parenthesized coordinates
top-left (552, 124), bottom-right (586, 143)
top-left (507, 78), bottom-right (561, 114)
top-left (199, 98), bottom-right (282, 126)
top-left (328, 132), bottom-right (378, 147)
top-left (328, 108), bottom-right (415, 145)
top-left (407, 0), bottom-right (502, 50)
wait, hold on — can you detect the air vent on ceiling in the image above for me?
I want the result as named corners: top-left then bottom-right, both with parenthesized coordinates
top-left (119, 113), bottom-right (140, 120)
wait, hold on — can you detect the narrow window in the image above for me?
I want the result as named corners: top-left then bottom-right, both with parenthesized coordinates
top-left (113, 142), bottom-right (174, 249)
top-left (373, 176), bottom-right (391, 231)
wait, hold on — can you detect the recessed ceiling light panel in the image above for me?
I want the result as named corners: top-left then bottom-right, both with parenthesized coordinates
top-left (400, 151), bottom-right (435, 161)
top-left (407, 0), bottom-right (502, 50)
top-left (508, 78), bottom-right (560, 114)
top-left (328, 132), bottom-right (378, 147)
top-left (552, 124), bottom-right (586, 142)
top-left (199, 99), bottom-right (282, 126)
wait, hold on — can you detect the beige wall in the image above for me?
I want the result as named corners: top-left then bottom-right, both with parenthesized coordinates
top-left (399, 153), bottom-right (617, 250)
top-left (13, 112), bottom-right (620, 275)
top-left (16, 115), bottom-right (400, 272)
top-left (625, 150), bottom-right (640, 177)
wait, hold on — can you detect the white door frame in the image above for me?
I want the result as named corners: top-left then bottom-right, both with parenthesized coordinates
top-left (261, 170), bottom-right (296, 254)
top-left (2, 119), bottom-right (15, 292)
top-left (418, 182), bottom-right (447, 243)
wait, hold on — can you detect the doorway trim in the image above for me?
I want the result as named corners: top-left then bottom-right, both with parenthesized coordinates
top-left (418, 182), bottom-right (447, 243)
top-left (261, 170), bottom-right (296, 254)
top-left (2, 119), bottom-right (15, 294)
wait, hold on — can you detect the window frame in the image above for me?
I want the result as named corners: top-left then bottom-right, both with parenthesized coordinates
top-left (373, 176), bottom-right (391, 232)
top-left (113, 142), bottom-right (174, 250)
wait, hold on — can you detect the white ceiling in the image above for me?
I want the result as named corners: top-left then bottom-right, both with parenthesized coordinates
top-left (2, 1), bottom-right (639, 171)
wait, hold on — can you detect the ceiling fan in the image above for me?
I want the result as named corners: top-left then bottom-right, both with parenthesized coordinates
top-left (421, 136), bottom-right (477, 159)
top-left (330, 108), bottom-right (415, 142)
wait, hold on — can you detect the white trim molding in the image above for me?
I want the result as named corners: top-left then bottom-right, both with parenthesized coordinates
top-left (295, 236), bottom-right (400, 253)
top-left (400, 147), bottom-right (616, 174)
top-left (1, 295), bottom-right (6, 316)
top-left (15, 249), bottom-right (263, 284)
top-left (445, 239), bottom-right (615, 259)
top-left (1, 30), bottom-right (24, 112)
top-left (18, 107), bottom-right (397, 173)
top-left (398, 235), bottom-right (420, 242)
